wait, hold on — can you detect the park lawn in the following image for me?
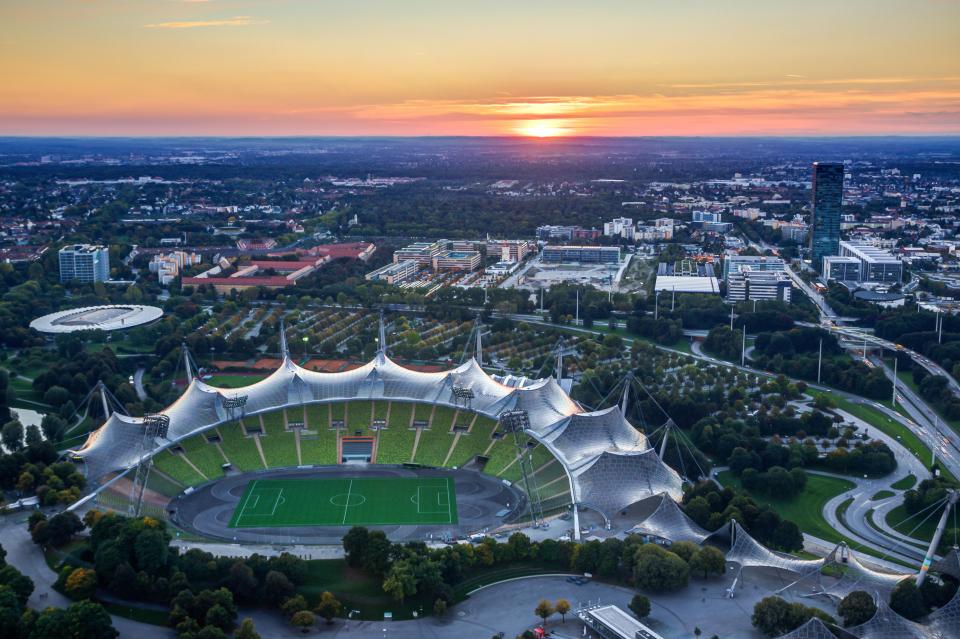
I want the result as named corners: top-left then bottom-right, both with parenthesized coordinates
top-left (809, 390), bottom-right (949, 480)
top-left (202, 374), bottom-right (266, 388)
top-left (884, 503), bottom-right (943, 549)
top-left (871, 490), bottom-right (895, 500)
top-left (298, 559), bottom-right (422, 620)
top-left (891, 474), bottom-right (917, 490)
top-left (717, 471), bottom-right (855, 545)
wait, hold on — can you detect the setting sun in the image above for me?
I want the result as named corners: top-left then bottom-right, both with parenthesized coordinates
top-left (516, 120), bottom-right (569, 138)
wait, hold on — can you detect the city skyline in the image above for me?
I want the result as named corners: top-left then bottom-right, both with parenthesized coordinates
top-left (2, 0), bottom-right (959, 137)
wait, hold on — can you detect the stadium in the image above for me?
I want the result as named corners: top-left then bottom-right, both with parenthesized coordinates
top-left (63, 317), bottom-right (960, 636)
top-left (69, 319), bottom-right (683, 544)
top-left (29, 304), bottom-right (164, 333)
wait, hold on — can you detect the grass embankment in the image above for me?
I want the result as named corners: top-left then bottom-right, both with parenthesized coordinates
top-left (808, 390), bottom-right (953, 481)
top-left (885, 504), bottom-right (945, 548)
top-left (891, 474), bottom-right (917, 490)
top-left (871, 490), bottom-right (895, 500)
top-left (717, 471), bottom-right (854, 545)
top-left (894, 364), bottom-right (960, 438)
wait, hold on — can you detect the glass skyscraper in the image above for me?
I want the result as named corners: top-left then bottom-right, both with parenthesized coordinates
top-left (810, 162), bottom-right (844, 272)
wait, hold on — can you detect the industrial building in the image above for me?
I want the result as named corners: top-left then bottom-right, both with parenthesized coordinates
top-left (393, 240), bottom-right (447, 267)
top-left (59, 244), bottom-right (110, 283)
top-left (822, 255), bottom-right (862, 282)
top-left (432, 250), bottom-right (482, 272)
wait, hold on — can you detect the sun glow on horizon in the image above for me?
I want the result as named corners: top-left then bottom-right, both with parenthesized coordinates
top-left (515, 120), bottom-right (571, 138)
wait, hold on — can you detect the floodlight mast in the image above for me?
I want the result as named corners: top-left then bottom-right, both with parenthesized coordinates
top-left (127, 414), bottom-right (170, 517)
top-left (498, 410), bottom-right (544, 528)
top-left (917, 490), bottom-right (959, 587)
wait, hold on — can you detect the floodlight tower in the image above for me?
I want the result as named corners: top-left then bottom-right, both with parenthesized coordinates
top-left (127, 413), bottom-right (170, 517)
top-left (498, 410), bottom-right (544, 528)
top-left (917, 490), bottom-right (960, 587)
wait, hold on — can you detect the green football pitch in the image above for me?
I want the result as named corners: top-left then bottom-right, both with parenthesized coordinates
top-left (228, 477), bottom-right (458, 528)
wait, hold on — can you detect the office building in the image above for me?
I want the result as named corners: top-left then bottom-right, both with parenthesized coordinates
top-left (393, 240), bottom-right (447, 267)
top-left (603, 217), bottom-right (635, 240)
top-left (365, 260), bottom-right (419, 285)
top-left (726, 268), bottom-right (792, 303)
top-left (536, 225), bottom-right (601, 242)
top-left (59, 244), bottom-right (110, 283)
top-left (541, 245), bottom-right (620, 264)
top-left (722, 255), bottom-right (786, 281)
top-left (149, 251), bottom-right (202, 285)
top-left (822, 255), bottom-right (862, 282)
top-left (487, 240), bottom-right (532, 263)
top-left (692, 211), bottom-right (722, 224)
top-left (432, 250), bottom-right (482, 272)
top-left (838, 241), bottom-right (903, 283)
top-left (810, 162), bottom-right (844, 271)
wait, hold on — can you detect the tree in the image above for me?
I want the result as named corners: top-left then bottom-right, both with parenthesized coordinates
top-left (751, 596), bottom-right (833, 637)
top-left (633, 545), bottom-right (689, 591)
top-left (433, 598), bottom-right (448, 617)
top-left (225, 561), bottom-right (258, 602)
top-left (688, 546), bottom-right (726, 579)
top-left (263, 570), bottom-right (294, 606)
top-left (838, 590), bottom-right (877, 627)
top-left (64, 567), bottom-right (98, 600)
top-left (235, 618), bottom-right (261, 639)
top-left (63, 600), bottom-right (119, 639)
top-left (281, 595), bottom-right (309, 619)
top-left (889, 579), bottom-right (927, 621)
top-left (1, 420), bottom-right (23, 452)
top-left (534, 599), bottom-right (555, 624)
top-left (290, 610), bottom-right (314, 632)
top-left (0, 586), bottom-right (24, 639)
top-left (133, 529), bottom-right (167, 573)
top-left (0, 565), bottom-right (34, 606)
top-left (555, 598), bottom-right (571, 622)
top-left (629, 593), bottom-right (650, 619)
top-left (315, 591), bottom-right (342, 624)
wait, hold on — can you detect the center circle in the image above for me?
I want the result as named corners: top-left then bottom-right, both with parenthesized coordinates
top-left (329, 493), bottom-right (366, 507)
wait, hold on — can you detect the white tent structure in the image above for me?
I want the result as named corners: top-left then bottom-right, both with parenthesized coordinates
top-left (71, 343), bottom-right (682, 522)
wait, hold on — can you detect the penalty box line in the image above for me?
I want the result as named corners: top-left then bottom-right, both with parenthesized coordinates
top-left (238, 483), bottom-right (286, 523)
top-left (416, 483), bottom-right (453, 522)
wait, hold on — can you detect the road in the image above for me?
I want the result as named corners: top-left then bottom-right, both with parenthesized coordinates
top-left (133, 368), bottom-right (147, 401)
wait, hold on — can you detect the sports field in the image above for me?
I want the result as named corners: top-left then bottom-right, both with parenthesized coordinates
top-left (228, 477), bottom-right (458, 528)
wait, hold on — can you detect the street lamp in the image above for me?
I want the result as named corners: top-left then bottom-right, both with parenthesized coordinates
top-left (302, 336), bottom-right (309, 361)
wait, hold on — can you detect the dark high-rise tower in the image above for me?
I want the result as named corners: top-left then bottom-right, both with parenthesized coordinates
top-left (810, 162), bottom-right (844, 271)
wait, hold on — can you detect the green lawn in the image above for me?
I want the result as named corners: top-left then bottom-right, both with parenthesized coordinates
top-left (871, 490), bottom-right (895, 500)
top-left (884, 503), bottom-right (947, 551)
top-left (891, 474), bottom-right (917, 490)
top-left (717, 471), bottom-right (855, 545)
top-left (298, 559), bottom-right (421, 620)
top-left (229, 477), bottom-right (458, 527)
top-left (809, 391), bottom-right (943, 479)
top-left (203, 374), bottom-right (267, 388)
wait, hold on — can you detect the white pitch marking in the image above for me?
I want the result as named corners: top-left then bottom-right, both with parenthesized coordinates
top-left (342, 480), bottom-right (354, 525)
top-left (237, 479), bottom-right (259, 524)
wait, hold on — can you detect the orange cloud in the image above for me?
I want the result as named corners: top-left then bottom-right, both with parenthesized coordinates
top-left (144, 16), bottom-right (267, 29)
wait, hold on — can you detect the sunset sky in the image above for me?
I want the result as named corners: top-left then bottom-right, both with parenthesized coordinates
top-left (2, 0), bottom-right (959, 137)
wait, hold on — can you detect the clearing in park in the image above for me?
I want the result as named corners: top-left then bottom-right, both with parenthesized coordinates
top-left (228, 477), bottom-right (458, 528)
